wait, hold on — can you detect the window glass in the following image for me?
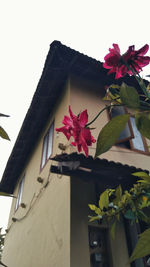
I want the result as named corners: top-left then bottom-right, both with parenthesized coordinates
top-left (15, 175), bottom-right (25, 211)
top-left (47, 123), bottom-right (54, 159)
top-left (41, 122), bottom-right (54, 169)
top-left (130, 117), bottom-right (145, 151)
top-left (41, 134), bottom-right (48, 169)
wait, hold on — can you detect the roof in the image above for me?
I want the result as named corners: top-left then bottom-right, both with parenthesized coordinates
top-left (50, 153), bottom-right (147, 190)
top-left (0, 41), bottom-right (148, 194)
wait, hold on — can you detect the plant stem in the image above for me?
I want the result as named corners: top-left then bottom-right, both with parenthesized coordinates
top-left (86, 104), bottom-right (122, 127)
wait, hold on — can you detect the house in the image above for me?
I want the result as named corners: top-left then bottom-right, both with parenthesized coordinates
top-left (0, 41), bottom-right (150, 267)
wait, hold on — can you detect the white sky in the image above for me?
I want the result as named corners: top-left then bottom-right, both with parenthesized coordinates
top-left (0, 0), bottom-right (150, 230)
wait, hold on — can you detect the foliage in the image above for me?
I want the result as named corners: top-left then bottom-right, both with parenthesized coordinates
top-left (95, 81), bottom-right (150, 158)
top-left (89, 177), bottom-right (150, 226)
top-left (89, 173), bottom-right (150, 261)
top-left (0, 114), bottom-right (14, 199)
top-left (129, 228), bottom-right (150, 262)
top-left (0, 113), bottom-right (10, 141)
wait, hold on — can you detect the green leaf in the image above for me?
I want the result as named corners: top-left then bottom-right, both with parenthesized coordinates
top-left (0, 126), bottom-right (10, 140)
top-left (135, 113), bottom-right (150, 140)
top-left (95, 207), bottom-right (102, 215)
top-left (110, 221), bottom-right (116, 240)
top-left (88, 215), bottom-right (102, 222)
top-left (88, 205), bottom-right (102, 216)
top-left (107, 85), bottom-right (122, 103)
top-left (124, 209), bottom-right (136, 220)
top-left (95, 114), bottom-right (129, 157)
top-left (120, 83), bottom-right (140, 108)
top-left (109, 86), bottom-right (120, 96)
top-left (108, 189), bottom-right (115, 196)
top-left (138, 179), bottom-right (150, 185)
top-left (0, 113), bottom-right (9, 117)
top-left (130, 228), bottom-right (150, 262)
top-left (115, 185), bottom-right (122, 202)
top-left (99, 190), bottom-right (109, 210)
top-left (133, 171), bottom-right (150, 184)
top-left (132, 171), bottom-right (149, 178)
top-left (109, 84), bottom-right (121, 89)
top-left (137, 210), bottom-right (150, 224)
top-left (88, 204), bottom-right (97, 211)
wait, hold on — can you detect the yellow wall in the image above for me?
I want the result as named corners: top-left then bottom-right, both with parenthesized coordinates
top-left (3, 80), bottom-right (71, 267)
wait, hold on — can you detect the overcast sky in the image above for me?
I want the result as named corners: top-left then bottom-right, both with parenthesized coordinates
top-left (0, 0), bottom-right (150, 230)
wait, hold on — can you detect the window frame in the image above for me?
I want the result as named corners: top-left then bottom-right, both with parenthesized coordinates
top-left (15, 174), bottom-right (25, 211)
top-left (107, 106), bottom-right (149, 155)
top-left (40, 121), bottom-right (54, 171)
top-left (129, 116), bottom-right (149, 155)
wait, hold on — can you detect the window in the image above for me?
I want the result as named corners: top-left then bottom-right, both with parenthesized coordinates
top-left (15, 175), bottom-right (25, 211)
top-left (109, 106), bottom-right (149, 154)
top-left (41, 122), bottom-right (54, 169)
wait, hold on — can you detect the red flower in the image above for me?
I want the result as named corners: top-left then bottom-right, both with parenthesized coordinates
top-left (56, 106), bottom-right (96, 157)
top-left (103, 44), bottom-right (150, 79)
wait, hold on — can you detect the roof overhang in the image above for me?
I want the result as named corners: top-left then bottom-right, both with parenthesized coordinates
top-left (50, 153), bottom-right (148, 190)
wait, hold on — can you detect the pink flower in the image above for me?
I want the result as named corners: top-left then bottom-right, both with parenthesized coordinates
top-left (56, 106), bottom-right (96, 157)
top-left (103, 44), bottom-right (150, 79)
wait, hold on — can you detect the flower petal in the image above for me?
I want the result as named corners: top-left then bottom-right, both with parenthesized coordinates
top-left (78, 109), bottom-right (88, 127)
top-left (69, 106), bottom-right (76, 120)
top-left (62, 115), bottom-right (73, 126)
top-left (136, 44), bottom-right (149, 56)
top-left (55, 126), bottom-right (71, 140)
top-left (103, 44), bottom-right (150, 79)
top-left (112, 44), bottom-right (120, 54)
